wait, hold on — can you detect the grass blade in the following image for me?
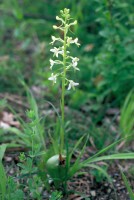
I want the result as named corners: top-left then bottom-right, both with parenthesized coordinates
top-left (121, 170), bottom-right (134, 200)
top-left (82, 153), bottom-right (134, 165)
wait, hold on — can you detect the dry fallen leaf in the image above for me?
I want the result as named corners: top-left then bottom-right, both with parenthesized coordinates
top-left (0, 111), bottom-right (20, 129)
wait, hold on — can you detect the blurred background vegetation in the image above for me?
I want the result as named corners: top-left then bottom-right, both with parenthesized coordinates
top-left (0, 0), bottom-right (134, 134)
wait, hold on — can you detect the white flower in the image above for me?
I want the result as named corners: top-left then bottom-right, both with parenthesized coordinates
top-left (67, 37), bottom-right (73, 45)
top-left (72, 57), bottom-right (80, 70)
top-left (48, 73), bottom-right (57, 84)
top-left (50, 36), bottom-right (57, 45)
top-left (50, 36), bottom-right (63, 45)
top-left (73, 38), bottom-right (80, 46)
top-left (53, 25), bottom-right (58, 29)
top-left (67, 37), bottom-right (80, 46)
top-left (50, 59), bottom-right (56, 69)
top-left (67, 80), bottom-right (79, 90)
top-left (50, 47), bottom-right (63, 57)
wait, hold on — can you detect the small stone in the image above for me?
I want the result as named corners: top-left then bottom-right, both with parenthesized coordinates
top-left (104, 183), bottom-right (108, 187)
top-left (5, 156), bottom-right (12, 162)
top-left (9, 168), bottom-right (14, 174)
top-left (116, 183), bottom-right (120, 187)
top-left (108, 188), bottom-right (111, 193)
top-left (90, 190), bottom-right (96, 197)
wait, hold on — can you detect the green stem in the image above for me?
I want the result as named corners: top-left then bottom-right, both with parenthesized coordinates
top-left (60, 20), bottom-right (67, 153)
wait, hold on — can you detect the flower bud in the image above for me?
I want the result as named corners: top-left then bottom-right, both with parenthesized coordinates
top-left (60, 10), bottom-right (63, 14)
top-left (46, 154), bottom-right (66, 185)
top-left (26, 110), bottom-right (35, 119)
top-left (64, 8), bottom-right (70, 14)
top-left (56, 16), bottom-right (59, 20)
top-left (53, 25), bottom-right (58, 29)
top-left (74, 20), bottom-right (77, 25)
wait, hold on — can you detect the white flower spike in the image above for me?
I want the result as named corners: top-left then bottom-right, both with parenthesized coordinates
top-left (67, 80), bottom-right (79, 90)
top-left (49, 9), bottom-right (80, 91)
top-left (47, 9), bottom-right (80, 178)
top-left (48, 73), bottom-right (57, 84)
top-left (50, 47), bottom-right (63, 57)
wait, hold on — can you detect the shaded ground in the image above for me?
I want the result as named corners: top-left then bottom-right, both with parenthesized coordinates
top-left (67, 163), bottom-right (134, 200)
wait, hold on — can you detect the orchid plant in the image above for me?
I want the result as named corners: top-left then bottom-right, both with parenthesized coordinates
top-left (48, 8), bottom-right (80, 156)
top-left (46, 8), bottom-right (81, 186)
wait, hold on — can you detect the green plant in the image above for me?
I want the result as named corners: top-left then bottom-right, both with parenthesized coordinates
top-left (0, 144), bottom-right (25, 200)
top-left (50, 191), bottom-right (63, 200)
top-left (90, 164), bottom-right (108, 182)
top-left (46, 8), bottom-right (80, 187)
top-left (75, 0), bottom-right (134, 109)
top-left (120, 169), bottom-right (134, 200)
top-left (0, 144), bottom-right (7, 200)
top-left (120, 89), bottom-right (134, 137)
top-left (27, 176), bottom-right (43, 200)
top-left (6, 177), bottom-right (24, 200)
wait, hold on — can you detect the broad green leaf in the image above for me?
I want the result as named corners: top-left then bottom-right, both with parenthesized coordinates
top-left (0, 144), bottom-right (7, 161)
top-left (0, 145), bottom-right (7, 200)
top-left (120, 89), bottom-right (134, 136)
top-left (0, 162), bottom-right (6, 200)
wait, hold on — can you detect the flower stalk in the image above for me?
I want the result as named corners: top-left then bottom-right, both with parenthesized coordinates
top-left (60, 24), bottom-right (67, 153)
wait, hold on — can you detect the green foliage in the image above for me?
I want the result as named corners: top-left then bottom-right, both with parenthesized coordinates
top-left (89, 124), bottom-right (112, 150)
top-left (69, 89), bottom-right (89, 109)
top-left (90, 164), bottom-right (108, 182)
top-left (67, 135), bottom-right (134, 182)
top-left (50, 191), bottom-right (63, 200)
top-left (27, 176), bottom-right (43, 200)
top-left (88, 0), bottom-right (134, 105)
top-left (0, 144), bottom-right (7, 161)
top-left (18, 157), bottom-right (37, 175)
top-left (6, 178), bottom-right (24, 200)
top-left (120, 89), bottom-right (134, 137)
top-left (0, 144), bottom-right (7, 200)
top-left (0, 145), bottom-right (24, 200)
top-left (121, 170), bottom-right (134, 200)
